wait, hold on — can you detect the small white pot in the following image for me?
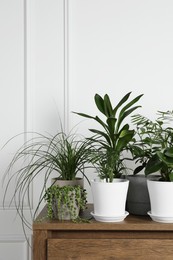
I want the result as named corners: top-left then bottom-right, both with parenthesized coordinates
top-left (91, 178), bottom-right (129, 218)
top-left (147, 177), bottom-right (173, 218)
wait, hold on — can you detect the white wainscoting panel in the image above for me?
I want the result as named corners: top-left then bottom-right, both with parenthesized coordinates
top-left (0, 235), bottom-right (30, 260)
top-left (0, 0), bottom-right (32, 209)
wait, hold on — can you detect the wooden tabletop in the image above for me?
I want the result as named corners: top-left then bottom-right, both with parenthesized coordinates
top-left (33, 204), bottom-right (173, 231)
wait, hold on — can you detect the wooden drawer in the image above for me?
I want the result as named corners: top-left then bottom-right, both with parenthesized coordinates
top-left (33, 205), bottom-right (173, 260)
top-left (47, 238), bottom-right (173, 260)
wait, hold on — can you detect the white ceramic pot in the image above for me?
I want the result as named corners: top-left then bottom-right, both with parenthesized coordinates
top-left (91, 178), bottom-right (129, 220)
top-left (147, 177), bottom-right (173, 222)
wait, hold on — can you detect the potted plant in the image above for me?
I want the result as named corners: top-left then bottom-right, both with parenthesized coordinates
top-left (74, 92), bottom-right (143, 222)
top-left (44, 184), bottom-right (87, 221)
top-left (131, 111), bottom-right (173, 222)
top-left (3, 130), bottom-right (91, 228)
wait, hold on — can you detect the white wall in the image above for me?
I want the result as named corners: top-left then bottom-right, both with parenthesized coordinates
top-left (0, 0), bottom-right (64, 259)
top-left (67, 0), bottom-right (173, 131)
top-left (1, 0), bottom-right (173, 259)
top-left (33, 0), bottom-right (173, 203)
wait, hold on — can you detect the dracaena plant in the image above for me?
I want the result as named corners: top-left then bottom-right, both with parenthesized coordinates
top-left (74, 92), bottom-right (143, 182)
top-left (131, 111), bottom-right (173, 181)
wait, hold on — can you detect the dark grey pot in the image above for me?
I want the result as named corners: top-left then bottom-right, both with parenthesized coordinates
top-left (126, 175), bottom-right (151, 216)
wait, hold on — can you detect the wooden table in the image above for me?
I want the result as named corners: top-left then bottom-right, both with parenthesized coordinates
top-left (33, 204), bottom-right (173, 260)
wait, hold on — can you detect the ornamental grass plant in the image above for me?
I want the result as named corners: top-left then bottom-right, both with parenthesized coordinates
top-left (3, 130), bottom-right (91, 229)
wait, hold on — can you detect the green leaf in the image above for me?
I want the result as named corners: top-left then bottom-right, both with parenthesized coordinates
top-left (106, 117), bottom-right (117, 134)
top-left (121, 94), bottom-right (143, 114)
top-left (94, 116), bottom-right (108, 131)
top-left (113, 92), bottom-right (132, 116)
top-left (73, 112), bottom-right (95, 119)
top-left (115, 94), bottom-right (143, 132)
top-left (145, 154), bottom-right (162, 175)
top-left (116, 130), bottom-right (134, 152)
top-left (164, 147), bottom-right (173, 158)
top-left (169, 172), bottom-right (173, 181)
top-left (104, 94), bottom-right (114, 117)
top-left (122, 106), bottom-right (142, 121)
top-left (134, 165), bottom-right (145, 175)
top-left (119, 129), bottom-right (132, 138)
top-left (157, 151), bottom-right (173, 165)
top-left (118, 124), bottom-right (130, 136)
top-left (95, 94), bottom-right (105, 115)
top-left (89, 129), bottom-right (111, 145)
top-left (131, 145), bottom-right (145, 157)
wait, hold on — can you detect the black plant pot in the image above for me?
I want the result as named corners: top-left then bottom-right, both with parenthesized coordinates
top-left (126, 175), bottom-right (151, 216)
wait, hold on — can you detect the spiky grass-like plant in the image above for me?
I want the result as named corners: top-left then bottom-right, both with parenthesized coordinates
top-left (3, 131), bottom-right (91, 232)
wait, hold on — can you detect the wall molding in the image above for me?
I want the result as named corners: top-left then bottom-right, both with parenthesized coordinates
top-left (24, 0), bottom-right (33, 136)
top-left (24, 0), bottom-right (34, 210)
top-left (63, 0), bottom-right (69, 133)
top-left (0, 235), bottom-right (31, 260)
top-left (1, 0), bottom-right (33, 210)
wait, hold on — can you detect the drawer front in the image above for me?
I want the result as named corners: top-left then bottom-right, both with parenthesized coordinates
top-left (48, 238), bottom-right (173, 260)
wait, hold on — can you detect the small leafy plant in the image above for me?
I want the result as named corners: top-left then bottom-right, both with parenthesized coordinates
top-left (44, 185), bottom-right (87, 220)
top-left (74, 92), bottom-right (143, 182)
top-left (131, 111), bottom-right (173, 181)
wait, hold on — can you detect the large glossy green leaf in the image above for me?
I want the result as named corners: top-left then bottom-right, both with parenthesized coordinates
top-left (104, 94), bottom-right (114, 117)
top-left (157, 151), bottom-right (173, 165)
top-left (116, 106), bottom-right (142, 132)
top-left (119, 129), bottom-right (132, 138)
top-left (116, 130), bottom-right (134, 153)
top-left (118, 124), bottom-right (130, 136)
top-left (95, 94), bottom-right (105, 115)
top-left (134, 165), bottom-right (145, 175)
top-left (113, 92), bottom-right (131, 116)
top-left (119, 94), bottom-right (143, 116)
top-left (106, 117), bottom-right (116, 135)
top-left (145, 154), bottom-right (162, 175)
top-left (123, 106), bottom-right (142, 120)
top-left (116, 99), bottom-right (143, 132)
